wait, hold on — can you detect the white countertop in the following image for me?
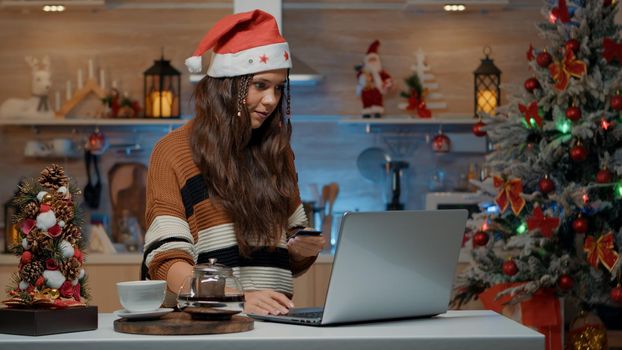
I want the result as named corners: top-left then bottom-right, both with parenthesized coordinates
top-left (0, 310), bottom-right (543, 350)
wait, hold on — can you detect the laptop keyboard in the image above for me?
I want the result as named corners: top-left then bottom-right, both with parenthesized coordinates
top-left (288, 310), bottom-right (323, 319)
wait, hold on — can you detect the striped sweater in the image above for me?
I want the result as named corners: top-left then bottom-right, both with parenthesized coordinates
top-left (143, 123), bottom-right (312, 297)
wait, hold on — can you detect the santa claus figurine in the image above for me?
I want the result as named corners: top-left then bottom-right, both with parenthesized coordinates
top-left (356, 40), bottom-right (393, 118)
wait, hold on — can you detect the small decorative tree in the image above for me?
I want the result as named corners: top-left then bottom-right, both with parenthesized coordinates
top-left (3, 164), bottom-right (90, 308)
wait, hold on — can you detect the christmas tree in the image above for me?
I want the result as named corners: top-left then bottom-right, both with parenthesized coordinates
top-left (399, 49), bottom-right (447, 118)
top-left (453, 0), bottom-right (622, 347)
top-left (3, 165), bottom-right (89, 308)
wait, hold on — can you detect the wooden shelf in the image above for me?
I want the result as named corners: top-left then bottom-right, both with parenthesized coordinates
top-left (0, 118), bottom-right (188, 127)
top-left (339, 116), bottom-right (478, 133)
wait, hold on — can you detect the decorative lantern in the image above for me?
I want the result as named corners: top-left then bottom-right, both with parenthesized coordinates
top-left (144, 54), bottom-right (181, 118)
top-left (474, 46), bottom-right (501, 117)
top-left (3, 195), bottom-right (19, 253)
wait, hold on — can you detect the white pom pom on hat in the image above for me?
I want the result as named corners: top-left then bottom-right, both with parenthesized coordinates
top-left (185, 9), bottom-right (292, 77)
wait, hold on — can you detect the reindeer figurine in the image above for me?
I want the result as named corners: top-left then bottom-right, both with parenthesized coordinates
top-left (0, 56), bottom-right (54, 119)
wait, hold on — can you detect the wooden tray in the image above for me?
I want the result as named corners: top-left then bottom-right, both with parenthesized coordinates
top-left (113, 311), bottom-right (253, 335)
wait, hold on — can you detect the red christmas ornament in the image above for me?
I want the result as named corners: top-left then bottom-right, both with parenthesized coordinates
top-left (611, 95), bottom-right (622, 111)
top-left (565, 39), bottom-right (580, 53)
top-left (612, 285), bottom-right (622, 303)
top-left (596, 169), bottom-right (613, 184)
top-left (524, 78), bottom-right (540, 93)
top-left (20, 251), bottom-right (32, 265)
top-left (558, 274), bottom-right (573, 290)
top-left (565, 106), bottom-right (582, 121)
top-left (472, 121), bottom-right (487, 137)
top-left (432, 132), bottom-right (451, 153)
top-left (502, 259), bottom-right (518, 276)
top-left (569, 144), bottom-right (588, 162)
top-left (572, 216), bottom-right (589, 234)
top-left (536, 51), bottom-right (553, 68)
top-left (473, 231), bottom-right (489, 247)
top-left (538, 176), bottom-right (555, 194)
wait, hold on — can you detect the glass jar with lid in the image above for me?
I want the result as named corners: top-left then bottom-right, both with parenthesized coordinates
top-left (176, 258), bottom-right (245, 312)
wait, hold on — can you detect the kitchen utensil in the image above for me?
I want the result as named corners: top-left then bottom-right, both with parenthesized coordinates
top-left (83, 150), bottom-right (102, 209)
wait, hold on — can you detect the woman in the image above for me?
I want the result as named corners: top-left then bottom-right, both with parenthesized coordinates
top-left (142, 9), bottom-right (325, 316)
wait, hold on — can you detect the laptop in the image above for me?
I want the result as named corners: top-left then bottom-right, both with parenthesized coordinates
top-left (248, 209), bottom-right (468, 326)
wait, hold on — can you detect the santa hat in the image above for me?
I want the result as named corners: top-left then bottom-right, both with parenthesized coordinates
top-left (366, 40), bottom-right (380, 55)
top-left (185, 9), bottom-right (292, 77)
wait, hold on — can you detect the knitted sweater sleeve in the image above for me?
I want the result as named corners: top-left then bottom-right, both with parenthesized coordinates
top-left (143, 138), bottom-right (196, 281)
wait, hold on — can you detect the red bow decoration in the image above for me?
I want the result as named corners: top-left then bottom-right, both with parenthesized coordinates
top-left (518, 101), bottom-right (542, 128)
top-left (526, 44), bottom-right (535, 61)
top-left (493, 176), bottom-right (526, 215)
top-left (406, 93), bottom-right (432, 118)
top-left (584, 232), bottom-right (619, 272)
top-left (20, 218), bottom-right (36, 235)
top-left (548, 49), bottom-right (587, 91)
top-left (603, 38), bottom-right (622, 63)
top-left (551, 0), bottom-right (570, 23)
top-left (526, 207), bottom-right (560, 238)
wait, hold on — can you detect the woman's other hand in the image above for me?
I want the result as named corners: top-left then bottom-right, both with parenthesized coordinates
top-left (244, 290), bottom-right (294, 315)
top-left (287, 231), bottom-right (325, 260)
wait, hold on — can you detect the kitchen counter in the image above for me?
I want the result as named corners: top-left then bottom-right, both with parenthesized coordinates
top-left (0, 310), bottom-right (544, 350)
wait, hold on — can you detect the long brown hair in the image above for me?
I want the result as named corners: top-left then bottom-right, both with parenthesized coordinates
top-left (190, 74), bottom-right (297, 256)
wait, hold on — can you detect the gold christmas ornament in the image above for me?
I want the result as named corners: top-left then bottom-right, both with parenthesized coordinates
top-left (41, 193), bottom-right (54, 204)
top-left (568, 310), bottom-right (608, 350)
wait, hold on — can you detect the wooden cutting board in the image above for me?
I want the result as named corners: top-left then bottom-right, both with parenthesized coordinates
top-left (113, 311), bottom-right (253, 335)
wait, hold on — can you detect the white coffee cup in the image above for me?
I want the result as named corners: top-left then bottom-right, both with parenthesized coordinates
top-left (117, 280), bottom-right (166, 313)
top-left (24, 140), bottom-right (51, 157)
top-left (51, 138), bottom-right (74, 157)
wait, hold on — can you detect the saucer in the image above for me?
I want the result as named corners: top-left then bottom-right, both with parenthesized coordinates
top-left (114, 308), bottom-right (174, 320)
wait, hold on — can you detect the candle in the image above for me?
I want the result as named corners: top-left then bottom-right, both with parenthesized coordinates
top-left (477, 90), bottom-right (497, 115)
top-left (99, 68), bottom-right (106, 90)
top-left (88, 59), bottom-right (94, 79)
top-left (151, 90), bottom-right (173, 117)
top-left (112, 80), bottom-right (118, 89)
top-left (77, 69), bottom-right (83, 89)
top-left (66, 80), bottom-right (72, 100)
top-left (55, 91), bottom-right (60, 111)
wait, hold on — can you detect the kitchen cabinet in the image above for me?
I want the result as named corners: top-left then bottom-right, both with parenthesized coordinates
top-left (0, 253), bottom-right (333, 313)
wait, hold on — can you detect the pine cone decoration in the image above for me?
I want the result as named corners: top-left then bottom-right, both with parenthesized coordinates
top-left (22, 201), bottom-right (39, 218)
top-left (38, 164), bottom-right (69, 190)
top-left (60, 257), bottom-right (81, 281)
top-left (27, 228), bottom-right (51, 254)
top-left (64, 224), bottom-right (82, 241)
top-left (20, 261), bottom-right (44, 284)
top-left (54, 200), bottom-right (74, 223)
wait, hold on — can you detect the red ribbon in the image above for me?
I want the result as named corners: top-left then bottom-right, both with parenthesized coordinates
top-left (603, 37), bottom-right (622, 63)
top-left (551, 0), bottom-right (570, 23)
top-left (584, 232), bottom-right (619, 272)
top-left (20, 219), bottom-right (36, 235)
top-left (526, 207), bottom-right (560, 238)
top-left (518, 101), bottom-right (542, 128)
top-left (406, 93), bottom-right (432, 118)
top-left (480, 283), bottom-right (562, 350)
top-left (548, 48), bottom-right (587, 91)
top-left (493, 176), bottom-right (526, 216)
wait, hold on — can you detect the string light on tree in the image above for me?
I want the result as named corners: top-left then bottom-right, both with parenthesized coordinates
top-left (516, 221), bottom-right (528, 235)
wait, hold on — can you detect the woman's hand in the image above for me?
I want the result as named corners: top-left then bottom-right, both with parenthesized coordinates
top-left (244, 290), bottom-right (294, 315)
top-left (287, 229), bottom-right (325, 261)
